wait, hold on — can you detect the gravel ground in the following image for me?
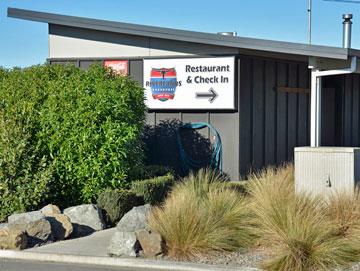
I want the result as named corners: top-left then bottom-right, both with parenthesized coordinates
top-left (163, 248), bottom-right (270, 269)
top-left (194, 248), bottom-right (270, 268)
top-left (163, 248), bottom-right (360, 271)
top-left (339, 263), bottom-right (360, 271)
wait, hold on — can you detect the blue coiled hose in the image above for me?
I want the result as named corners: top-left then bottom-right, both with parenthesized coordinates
top-left (176, 122), bottom-right (222, 173)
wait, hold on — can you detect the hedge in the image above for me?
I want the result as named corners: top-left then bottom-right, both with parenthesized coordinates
top-left (131, 173), bottom-right (175, 205)
top-left (97, 189), bottom-right (141, 226)
top-left (130, 165), bottom-right (175, 181)
top-left (0, 64), bottom-right (146, 220)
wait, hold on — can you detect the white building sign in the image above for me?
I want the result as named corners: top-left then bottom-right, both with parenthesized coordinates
top-left (143, 57), bottom-right (235, 110)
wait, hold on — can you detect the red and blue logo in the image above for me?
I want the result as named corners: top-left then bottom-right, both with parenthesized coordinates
top-left (150, 68), bottom-right (177, 102)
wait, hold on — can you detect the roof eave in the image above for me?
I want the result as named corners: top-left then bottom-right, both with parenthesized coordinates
top-left (7, 7), bottom-right (352, 60)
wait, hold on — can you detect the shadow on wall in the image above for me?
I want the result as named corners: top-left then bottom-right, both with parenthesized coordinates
top-left (143, 119), bottom-right (212, 176)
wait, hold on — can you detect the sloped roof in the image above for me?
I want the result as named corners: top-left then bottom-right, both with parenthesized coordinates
top-left (7, 7), bottom-right (360, 60)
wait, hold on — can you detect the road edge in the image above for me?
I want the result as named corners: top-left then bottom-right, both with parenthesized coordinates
top-left (0, 250), bottom-right (260, 271)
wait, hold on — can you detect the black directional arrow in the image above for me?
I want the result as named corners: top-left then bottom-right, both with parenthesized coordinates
top-left (195, 88), bottom-right (218, 103)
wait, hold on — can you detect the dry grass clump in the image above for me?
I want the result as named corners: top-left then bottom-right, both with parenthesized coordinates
top-left (149, 169), bottom-right (255, 260)
top-left (247, 164), bottom-right (360, 271)
top-left (325, 189), bottom-right (360, 239)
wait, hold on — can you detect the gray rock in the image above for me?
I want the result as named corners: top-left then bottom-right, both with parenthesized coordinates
top-left (45, 214), bottom-right (73, 241)
top-left (116, 204), bottom-right (151, 232)
top-left (10, 219), bottom-right (53, 247)
top-left (63, 204), bottom-right (105, 237)
top-left (0, 228), bottom-right (27, 250)
top-left (8, 211), bottom-right (45, 225)
top-left (40, 204), bottom-right (61, 216)
top-left (0, 223), bottom-right (8, 229)
top-left (107, 231), bottom-right (141, 257)
top-left (136, 230), bottom-right (164, 257)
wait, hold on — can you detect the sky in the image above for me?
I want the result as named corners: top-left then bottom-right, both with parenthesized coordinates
top-left (0, 0), bottom-right (360, 68)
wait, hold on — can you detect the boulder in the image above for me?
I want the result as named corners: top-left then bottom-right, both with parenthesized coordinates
top-left (108, 231), bottom-right (141, 257)
top-left (45, 214), bottom-right (73, 240)
top-left (40, 204), bottom-right (61, 216)
top-left (116, 204), bottom-right (151, 232)
top-left (136, 230), bottom-right (164, 257)
top-left (63, 204), bottom-right (105, 237)
top-left (0, 228), bottom-right (27, 250)
top-left (0, 223), bottom-right (8, 229)
top-left (11, 219), bottom-right (53, 247)
top-left (8, 211), bottom-right (44, 225)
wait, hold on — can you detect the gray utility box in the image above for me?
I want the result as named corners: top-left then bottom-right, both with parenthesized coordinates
top-left (295, 147), bottom-right (360, 196)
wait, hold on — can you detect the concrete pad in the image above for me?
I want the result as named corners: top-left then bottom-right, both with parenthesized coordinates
top-left (27, 228), bottom-right (116, 257)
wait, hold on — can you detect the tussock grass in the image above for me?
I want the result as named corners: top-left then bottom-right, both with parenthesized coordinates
top-left (149, 169), bottom-right (255, 260)
top-left (247, 164), bottom-right (360, 271)
top-left (326, 189), bottom-right (360, 239)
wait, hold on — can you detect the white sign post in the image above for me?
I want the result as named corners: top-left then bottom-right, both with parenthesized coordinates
top-left (143, 57), bottom-right (235, 110)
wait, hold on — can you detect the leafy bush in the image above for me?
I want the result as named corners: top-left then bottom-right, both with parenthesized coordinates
top-left (0, 64), bottom-right (146, 218)
top-left (130, 165), bottom-right (174, 181)
top-left (131, 173), bottom-right (175, 205)
top-left (247, 164), bottom-right (360, 271)
top-left (149, 169), bottom-right (255, 260)
top-left (0, 66), bottom-right (54, 221)
top-left (97, 189), bottom-right (140, 226)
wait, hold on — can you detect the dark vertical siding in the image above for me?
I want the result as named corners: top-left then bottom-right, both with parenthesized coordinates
top-left (287, 63), bottom-right (298, 160)
top-left (252, 59), bottom-right (265, 169)
top-left (344, 75), bottom-right (353, 146)
top-left (340, 74), bottom-right (360, 147)
top-left (298, 65), bottom-right (309, 147)
top-left (352, 75), bottom-right (360, 146)
top-left (239, 58), bottom-right (253, 175)
top-left (321, 87), bottom-right (335, 146)
top-left (264, 60), bottom-right (277, 166)
top-left (79, 60), bottom-right (101, 69)
top-left (239, 57), bottom-right (311, 175)
top-left (276, 62), bottom-right (288, 164)
top-left (129, 60), bottom-right (143, 84)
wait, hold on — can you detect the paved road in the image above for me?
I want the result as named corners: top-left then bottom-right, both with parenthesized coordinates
top-left (0, 259), bottom-right (138, 271)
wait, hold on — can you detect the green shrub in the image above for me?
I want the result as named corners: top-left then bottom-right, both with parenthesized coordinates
top-left (0, 66), bottom-right (54, 221)
top-left (149, 169), bottom-right (255, 260)
top-left (97, 189), bottom-right (140, 226)
top-left (131, 173), bottom-right (175, 205)
top-left (129, 165), bottom-right (174, 181)
top-left (247, 164), bottom-right (360, 271)
top-left (0, 64), bottom-right (146, 218)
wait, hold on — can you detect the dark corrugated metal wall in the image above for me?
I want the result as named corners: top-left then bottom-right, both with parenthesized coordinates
top-left (339, 73), bottom-right (360, 147)
top-left (239, 57), bottom-right (311, 175)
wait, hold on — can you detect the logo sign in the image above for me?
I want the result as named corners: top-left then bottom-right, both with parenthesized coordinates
top-left (150, 68), bottom-right (178, 101)
top-left (143, 57), bottom-right (235, 110)
top-left (104, 60), bottom-right (128, 75)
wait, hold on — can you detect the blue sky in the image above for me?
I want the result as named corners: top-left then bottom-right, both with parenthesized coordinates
top-left (1, 0), bottom-right (360, 68)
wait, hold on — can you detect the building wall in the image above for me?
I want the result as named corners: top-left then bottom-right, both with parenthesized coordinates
top-left (50, 24), bottom-right (343, 179)
top-left (49, 56), bottom-right (317, 179)
top-left (335, 73), bottom-right (360, 147)
top-left (49, 24), bottom-right (238, 59)
top-left (239, 56), bottom-right (311, 175)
